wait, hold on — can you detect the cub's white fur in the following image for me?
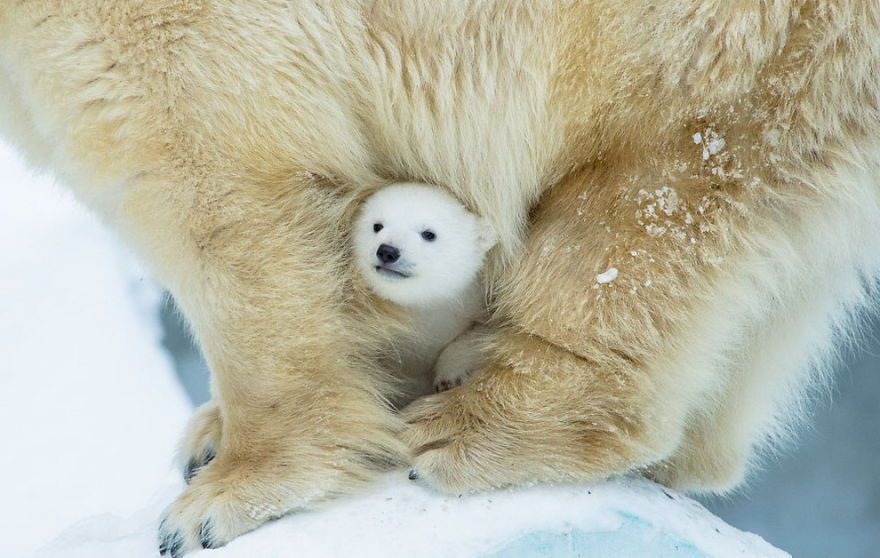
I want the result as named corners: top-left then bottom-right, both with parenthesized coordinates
top-left (354, 183), bottom-right (496, 393)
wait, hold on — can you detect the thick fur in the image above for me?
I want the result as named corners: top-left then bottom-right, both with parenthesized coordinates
top-left (2, 1), bottom-right (879, 555)
top-left (353, 182), bottom-right (494, 397)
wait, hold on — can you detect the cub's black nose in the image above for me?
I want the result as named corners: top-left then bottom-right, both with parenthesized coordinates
top-left (376, 244), bottom-right (400, 264)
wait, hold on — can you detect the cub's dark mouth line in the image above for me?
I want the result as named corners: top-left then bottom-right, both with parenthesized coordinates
top-left (375, 265), bottom-right (410, 278)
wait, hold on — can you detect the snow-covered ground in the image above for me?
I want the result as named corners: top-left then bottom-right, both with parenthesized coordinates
top-left (37, 475), bottom-right (787, 558)
top-left (0, 140), bottom-right (788, 557)
top-left (0, 144), bottom-right (189, 558)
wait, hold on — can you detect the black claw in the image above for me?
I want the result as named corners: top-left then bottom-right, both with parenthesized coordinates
top-left (168, 533), bottom-right (184, 558)
top-left (199, 519), bottom-right (215, 549)
top-left (408, 469), bottom-right (420, 481)
top-left (183, 447), bottom-right (216, 484)
top-left (158, 519), bottom-right (171, 555)
top-left (158, 516), bottom-right (183, 558)
top-left (183, 458), bottom-right (200, 484)
top-left (160, 531), bottom-right (183, 558)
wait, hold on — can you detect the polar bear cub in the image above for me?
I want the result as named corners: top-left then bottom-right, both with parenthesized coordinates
top-left (353, 183), bottom-right (496, 394)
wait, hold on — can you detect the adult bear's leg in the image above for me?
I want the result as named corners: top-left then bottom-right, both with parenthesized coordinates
top-left (148, 172), bottom-right (405, 555)
top-left (402, 158), bottom-right (712, 491)
top-left (0, 4), bottom-right (404, 555)
top-left (402, 106), bottom-right (880, 493)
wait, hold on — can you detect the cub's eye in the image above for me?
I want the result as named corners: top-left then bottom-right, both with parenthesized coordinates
top-left (421, 230), bottom-right (436, 241)
top-left (373, 223), bottom-right (383, 233)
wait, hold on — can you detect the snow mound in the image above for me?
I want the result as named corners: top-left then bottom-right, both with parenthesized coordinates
top-left (37, 475), bottom-right (787, 558)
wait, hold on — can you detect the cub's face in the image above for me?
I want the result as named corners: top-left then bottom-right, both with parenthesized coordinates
top-left (353, 183), bottom-right (496, 307)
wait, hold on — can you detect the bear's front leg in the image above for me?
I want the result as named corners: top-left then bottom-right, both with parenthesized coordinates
top-left (148, 184), bottom-right (406, 556)
top-left (403, 146), bottom-right (762, 493)
top-left (405, 324), bottom-right (698, 492)
top-left (0, 5), bottom-right (405, 553)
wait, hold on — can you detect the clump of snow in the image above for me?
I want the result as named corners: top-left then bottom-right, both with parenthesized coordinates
top-left (0, 142), bottom-right (190, 558)
top-left (706, 137), bottom-right (726, 156)
top-left (655, 186), bottom-right (679, 216)
top-left (596, 267), bottom-right (620, 284)
top-left (632, 183), bottom-right (710, 248)
top-left (694, 128), bottom-right (726, 161)
top-left (645, 223), bottom-right (668, 237)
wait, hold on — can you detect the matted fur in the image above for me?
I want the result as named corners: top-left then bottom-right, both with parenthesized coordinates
top-left (2, 1), bottom-right (879, 554)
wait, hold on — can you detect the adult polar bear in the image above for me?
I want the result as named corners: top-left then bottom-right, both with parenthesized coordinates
top-left (2, 1), bottom-right (878, 554)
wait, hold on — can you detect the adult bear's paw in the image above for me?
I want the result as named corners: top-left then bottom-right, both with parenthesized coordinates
top-left (158, 461), bottom-right (287, 556)
top-left (402, 356), bottom-right (619, 495)
top-left (161, 396), bottom-right (406, 555)
top-left (402, 387), bottom-right (516, 494)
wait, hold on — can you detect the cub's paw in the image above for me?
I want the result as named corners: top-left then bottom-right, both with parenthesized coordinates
top-left (177, 401), bottom-right (222, 484)
top-left (433, 375), bottom-right (466, 393)
top-left (432, 334), bottom-right (485, 393)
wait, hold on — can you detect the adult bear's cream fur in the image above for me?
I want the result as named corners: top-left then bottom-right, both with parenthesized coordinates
top-left (2, 1), bottom-right (879, 554)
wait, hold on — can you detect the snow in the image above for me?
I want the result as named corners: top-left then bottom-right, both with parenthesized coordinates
top-left (596, 267), bottom-right (620, 284)
top-left (706, 137), bottom-right (726, 156)
top-left (0, 140), bottom-right (787, 558)
top-left (694, 128), bottom-right (726, 161)
top-left (0, 143), bottom-right (190, 558)
top-left (36, 476), bottom-right (788, 558)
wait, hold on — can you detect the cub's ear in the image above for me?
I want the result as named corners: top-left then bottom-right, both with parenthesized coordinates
top-left (477, 219), bottom-right (498, 252)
